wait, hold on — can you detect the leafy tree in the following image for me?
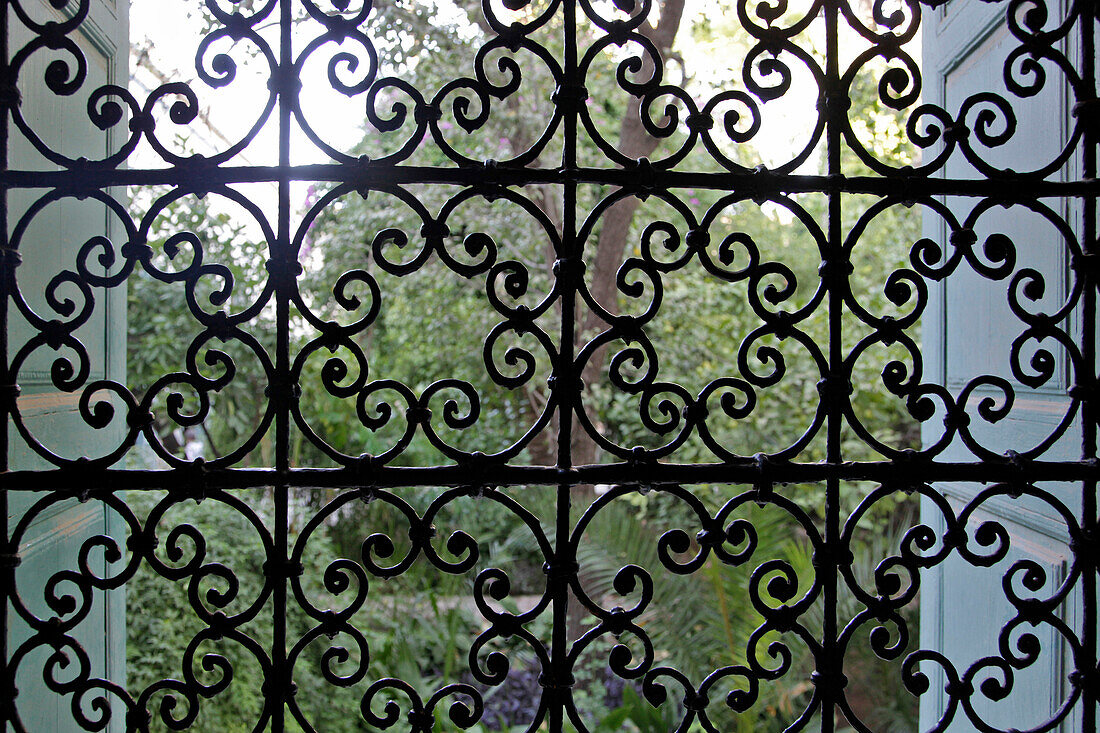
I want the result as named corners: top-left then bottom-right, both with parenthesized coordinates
top-left (125, 1), bottom-right (925, 729)
top-left (127, 185), bottom-right (274, 463)
top-left (130, 0), bottom-right (922, 470)
top-left (125, 489), bottom-right (358, 732)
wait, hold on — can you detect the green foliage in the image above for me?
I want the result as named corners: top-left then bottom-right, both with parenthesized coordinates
top-left (125, 490), bottom-right (277, 731)
top-left (125, 488), bottom-right (506, 732)
top-left (785, 504), bottom-right (921, 733)
top-left (590, 686), bottom-right (683, 733)
top-left (125, 3), bottom-right (925, 730)
top-left (564, 490), bottom-right (812, 731)
top-left (127, 185), bottom-right (274, 461)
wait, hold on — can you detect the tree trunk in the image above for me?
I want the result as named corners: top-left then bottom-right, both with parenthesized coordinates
top-left (461, 0), bottom-right (687, 470)
top-left (563, 0), bottom-right (687, 644)
top-left (571, 0), bottom-right (687, 470)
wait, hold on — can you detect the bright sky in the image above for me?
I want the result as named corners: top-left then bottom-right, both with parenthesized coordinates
top-left (127, 0), bottom-right (920, 207)
top-left (129, 2), bottom-right (343, 167)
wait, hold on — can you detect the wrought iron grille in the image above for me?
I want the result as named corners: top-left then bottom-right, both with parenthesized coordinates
top-left (0, 0), bottom-right (1097, 730)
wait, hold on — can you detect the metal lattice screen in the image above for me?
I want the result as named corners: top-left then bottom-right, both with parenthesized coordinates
top-left (1, 0), bottom-right (1097, 730)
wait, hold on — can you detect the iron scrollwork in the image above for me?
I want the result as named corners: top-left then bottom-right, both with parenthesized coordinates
top-left (1, 0), bottom-right (1098, 731)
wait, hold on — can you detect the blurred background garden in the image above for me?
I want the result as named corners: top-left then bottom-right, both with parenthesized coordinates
top-left (123, 0), bottom-right (923, 730)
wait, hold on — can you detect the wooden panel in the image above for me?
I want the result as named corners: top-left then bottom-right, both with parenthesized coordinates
top-left (6, 1), bottom-right (128, 730)
top-left (920, 1), bottom-right (1082, 730)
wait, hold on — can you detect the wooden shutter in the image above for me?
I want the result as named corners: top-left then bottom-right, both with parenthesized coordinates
top-left (6, 1), bottom-right (128, 730)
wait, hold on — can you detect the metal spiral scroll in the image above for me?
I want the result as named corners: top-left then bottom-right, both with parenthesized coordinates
top-left (0, 0), bottom-right (1097, 731)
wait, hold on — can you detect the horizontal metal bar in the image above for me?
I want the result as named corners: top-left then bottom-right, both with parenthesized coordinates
top-left (1, 164), bottom-right (1097, 200)
top-left (1, 459), bottom-right (1096, 492)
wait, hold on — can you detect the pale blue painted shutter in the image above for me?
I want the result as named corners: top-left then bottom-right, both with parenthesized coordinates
top-left (6, 0), bottom-right (128, 730)
top-left (921, 1), bottom-right (1085, 730)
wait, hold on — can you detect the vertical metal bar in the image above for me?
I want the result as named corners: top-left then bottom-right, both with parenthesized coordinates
top-left (271, 0), bottom-right (294, 729)
top-left (822, 1), bottom-right (842, 730)
top-left (551, 0), bottom-right (580, 727)
top-left (0, 0), bottom-right (10, 726)
top-left (1078, 2), bottom-right (1097, 730)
